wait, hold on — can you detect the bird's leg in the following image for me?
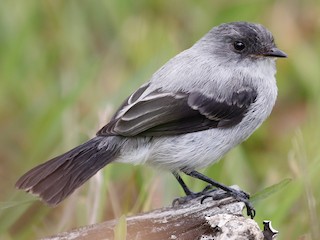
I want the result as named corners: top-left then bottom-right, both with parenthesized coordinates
top-left (183, 170), bottom-right (256, 219)
top-left (173, 171), bottom-right (193, 195)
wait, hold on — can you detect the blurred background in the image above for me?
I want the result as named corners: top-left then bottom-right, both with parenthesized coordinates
top-left (0, 0), bottom-right (319, 239)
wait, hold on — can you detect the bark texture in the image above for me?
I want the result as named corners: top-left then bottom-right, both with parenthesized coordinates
top-left (43, 188), bottom-right (268, 240)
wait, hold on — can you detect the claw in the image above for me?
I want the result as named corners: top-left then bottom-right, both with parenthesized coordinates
top-left (244, 200), bottom-right (256, 219)
top-left (229, 190), bottom-right (255, 219)
top-left (200, 188), bottom-right (255, 219)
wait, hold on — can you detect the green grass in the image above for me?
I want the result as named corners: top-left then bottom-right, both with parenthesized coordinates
top-left (1, 0), bottom-right (319, 239)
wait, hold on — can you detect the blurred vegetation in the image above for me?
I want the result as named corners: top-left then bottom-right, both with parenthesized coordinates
top-left (0, 0), bottom-right (319, 239)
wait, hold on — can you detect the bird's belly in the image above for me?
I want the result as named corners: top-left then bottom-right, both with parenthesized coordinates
top-left (145, 125), bottom-right (255, 170)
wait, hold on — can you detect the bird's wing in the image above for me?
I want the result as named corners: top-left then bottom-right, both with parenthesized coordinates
top-left (97, 83), bottom-right (257, 137)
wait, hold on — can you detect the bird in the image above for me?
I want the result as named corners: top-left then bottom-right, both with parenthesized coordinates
top-left (16, 21), bottom-right (287, 218)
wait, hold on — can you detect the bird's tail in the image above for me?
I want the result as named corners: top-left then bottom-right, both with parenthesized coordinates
top-left (15, 136), bottom-right (120, 206)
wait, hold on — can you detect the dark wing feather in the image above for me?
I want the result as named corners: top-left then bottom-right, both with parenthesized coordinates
top-left (97, 86), bottom-right (257, 137)
top-left (188, 89), bottom-right (257, 128)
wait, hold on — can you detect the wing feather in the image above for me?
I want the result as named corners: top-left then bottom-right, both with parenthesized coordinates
top-left (97, 85), bottom-right (257, 137)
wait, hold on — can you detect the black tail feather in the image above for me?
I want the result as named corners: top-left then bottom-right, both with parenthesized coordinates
top-left (15, 137), bottom-right (120, 206)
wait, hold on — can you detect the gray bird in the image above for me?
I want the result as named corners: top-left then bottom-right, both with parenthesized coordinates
top-left (16, 21), bottom-right (287, 218)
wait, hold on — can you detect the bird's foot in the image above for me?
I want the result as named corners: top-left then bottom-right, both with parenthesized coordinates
top-left (201, 187), bottom-right (256, 219)
top-left (172, 184), bottom-right (213, 206)
top-left (173, 184), bottom-right (255, 219)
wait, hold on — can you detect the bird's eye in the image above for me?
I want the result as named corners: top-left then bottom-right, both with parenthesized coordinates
top-left (233, 41), bottom-right (246, 51)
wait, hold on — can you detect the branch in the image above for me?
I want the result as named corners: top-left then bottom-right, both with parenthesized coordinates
top-left (43, 187), bottom-right (276, 240)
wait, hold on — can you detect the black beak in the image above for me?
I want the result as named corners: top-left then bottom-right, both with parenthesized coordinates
top-left (263, 48), bottom-right (287, 58)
